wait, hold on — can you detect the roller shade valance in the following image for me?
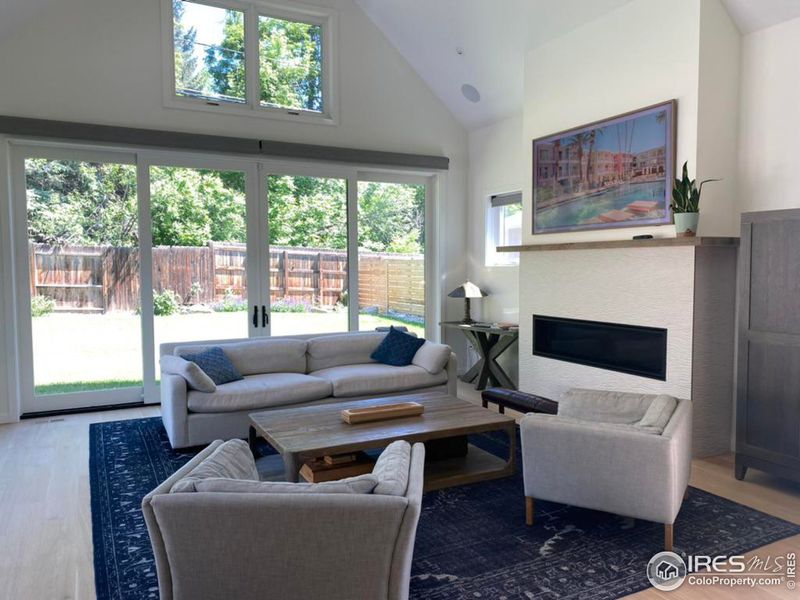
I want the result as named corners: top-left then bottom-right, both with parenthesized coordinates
top-left (490, 191), bottom-right (522, 208)
top-left (0, 116), bottom-right (449, 170)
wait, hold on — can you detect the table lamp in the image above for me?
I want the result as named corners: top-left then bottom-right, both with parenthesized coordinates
top-left (448, 281), bottom-right (487, 324)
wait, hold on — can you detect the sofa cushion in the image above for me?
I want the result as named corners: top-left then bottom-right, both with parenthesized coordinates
top-left (372, 440), bottom-right (411, 496)
top-left (371, 327), bottom-right (426, 367)
top-left (160, 355), bottom-right (216, 392)
top-left (310, 363), bottom-right (447, 398)
top-left (180, 347), bottom-right (243, 386)
top-left (412, 341), bottom-right (451, 374)
top-left (194, 474), bottom-right (379, 494)
top-left (637, 394), bottom-right (678, 433)
top-left (175, 338), bottom-right (308, 376)
top-left (170, 439), bottom-right (257, 493)
top-left (558, 388), bottom-right (655, 424)
top-left (306, 331), bottom-right (389, 371)
top-left (187, 372), bottom-right (332, 413)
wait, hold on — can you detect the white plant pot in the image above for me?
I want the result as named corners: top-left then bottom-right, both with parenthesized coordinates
top-left (674, 212), bottom-right (699, 237)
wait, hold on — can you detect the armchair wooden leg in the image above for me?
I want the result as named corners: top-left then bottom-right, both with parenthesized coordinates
top-left (664, 523), bottom-right (673, 551)
top-left (525, 497), bottom-right (534, 526)
top-left (683, 488), bottom-right (689, 501)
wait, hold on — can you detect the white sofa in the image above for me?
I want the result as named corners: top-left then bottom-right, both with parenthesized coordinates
top-left (160, 331), bottom-right (457, 449)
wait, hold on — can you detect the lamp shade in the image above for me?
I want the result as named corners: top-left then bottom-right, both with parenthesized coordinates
top-left (448, 281), bottom-right (487, 299)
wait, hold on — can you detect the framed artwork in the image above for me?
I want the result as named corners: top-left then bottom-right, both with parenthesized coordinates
top-left (532, 100), bottom-right (676, 234)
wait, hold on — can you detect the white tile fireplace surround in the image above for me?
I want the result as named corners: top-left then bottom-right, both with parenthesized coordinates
top-left (518, 241), bottom-right (737, 457)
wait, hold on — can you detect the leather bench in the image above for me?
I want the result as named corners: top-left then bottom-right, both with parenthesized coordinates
top-left (481, 388), bottom-right (559, 415)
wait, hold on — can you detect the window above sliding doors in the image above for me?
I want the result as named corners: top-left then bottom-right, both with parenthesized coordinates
top-left (164, 0), bottom-right (337, 124)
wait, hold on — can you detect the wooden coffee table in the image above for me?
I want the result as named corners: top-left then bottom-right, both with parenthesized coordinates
top-left (248, 391), bottom-right (517, 492)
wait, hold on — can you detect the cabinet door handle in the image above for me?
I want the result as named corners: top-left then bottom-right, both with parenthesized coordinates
top-left (252, 305), bottom-right (259, 328)
top-left (262, 305), bottom-right (268, 327)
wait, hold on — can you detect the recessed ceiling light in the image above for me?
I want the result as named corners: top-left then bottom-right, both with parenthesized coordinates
top-left (456, 47), bottom-right (464, 55)
top-left (461, 84), bottom-right (480, 103)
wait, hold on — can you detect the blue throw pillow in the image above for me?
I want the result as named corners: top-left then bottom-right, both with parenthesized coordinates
top-left (180, 347), bottom-right (243, 386)
top-left (370, 327), bottom-right (425, 367)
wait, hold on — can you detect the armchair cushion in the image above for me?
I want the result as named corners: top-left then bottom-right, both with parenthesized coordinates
top-left (170, 439), bottom-right (258, 493)
top-left (160, 355), bottom-right (216, 393)
top-left (412, 341), bottom-right (451, 374)
top-left (637, 394), bottom-right (678, 433)
top-left (558, 388), bottom-right (655, 424)
top-left (195, 474), bottom-right (378, 494)
top-left (372, 440), bottom-right (411, 496)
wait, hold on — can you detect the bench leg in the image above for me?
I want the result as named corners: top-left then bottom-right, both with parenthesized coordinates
top-left (498, 404), bottom-right (505, 414)
top-left (525, 497), bottom-right (534, 526)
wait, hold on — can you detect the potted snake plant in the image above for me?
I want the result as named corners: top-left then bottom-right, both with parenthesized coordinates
top-left (671, 161), bottom-right (720, 237)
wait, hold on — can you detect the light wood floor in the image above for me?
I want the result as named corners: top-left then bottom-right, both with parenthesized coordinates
top-left (0, 384), bottom-right (797, 600)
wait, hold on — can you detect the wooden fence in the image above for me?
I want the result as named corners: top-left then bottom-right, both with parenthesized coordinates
top-left (30, 242), bottom-right (425, 317)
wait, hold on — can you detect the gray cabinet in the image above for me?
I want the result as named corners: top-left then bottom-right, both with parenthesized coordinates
top-left (735, 209), bottom-right (800, 482)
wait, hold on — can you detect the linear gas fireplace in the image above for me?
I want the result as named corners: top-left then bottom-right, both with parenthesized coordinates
top-left (532, 315), bottom-right (667, 380)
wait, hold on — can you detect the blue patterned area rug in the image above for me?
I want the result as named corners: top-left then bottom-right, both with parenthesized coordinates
top-left (90, 417), bottom-right (799, 600)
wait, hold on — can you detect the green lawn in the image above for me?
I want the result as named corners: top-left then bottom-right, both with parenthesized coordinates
top-left (32, 311), bottom-right (424, 395)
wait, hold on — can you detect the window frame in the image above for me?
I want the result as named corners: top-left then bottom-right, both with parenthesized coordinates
top-left (485, 190), bottom-right (521, 268)
top-left (162, 0), bottom-right (338, 125)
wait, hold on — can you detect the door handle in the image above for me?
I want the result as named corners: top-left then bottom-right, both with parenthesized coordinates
top-left (252, 305), bottom-right (259, 328)
top-left (262, 305), bottom-right (268, 327)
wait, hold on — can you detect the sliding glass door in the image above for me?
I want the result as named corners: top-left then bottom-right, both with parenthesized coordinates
top-left (12, 148), bottom-right (145, 411)
top-left (357, 176), bottom-right (428, 338)
top-left (148, 162), bottom-right (256, 363)
top-left (265, 170), bottom-right (350, 336)
top-left (9, 146), bottom-right (437, 414)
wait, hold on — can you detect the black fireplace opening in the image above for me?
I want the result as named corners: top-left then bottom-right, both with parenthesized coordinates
top-left (532, 315), bottom-right (667, 380)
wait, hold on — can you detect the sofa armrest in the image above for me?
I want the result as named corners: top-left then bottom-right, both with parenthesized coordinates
top-left (445, 352), bottom-right (458, 396)
top-left (520, 414), bottom-right (685, 523)
top-left (160, 373), bottom-right (190, 449)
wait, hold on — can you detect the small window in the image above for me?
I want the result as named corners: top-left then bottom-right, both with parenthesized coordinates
top-left (166, 0), bottom-right (335, 122)
top-left (259, 15), bottom-right (323, 112)
top-left (173, 1), bottom-right (246, 105)
top-left (485, 192), bottom-right (521, 267)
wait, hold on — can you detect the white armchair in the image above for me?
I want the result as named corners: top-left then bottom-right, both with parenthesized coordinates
top-left (142, 439), bottom-right (426, 600)
top-left (520, 388), bottom-right (692, 551)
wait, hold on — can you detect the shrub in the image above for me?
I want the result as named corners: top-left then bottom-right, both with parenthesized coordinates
top-left (271, 299), bottom-right (309, 313)
top-left (31, 294), bottom-right (56, 317)
top-left (212, 288), bottom-right (248, 313)
top-left (153, 289), bottom-right (181, 316)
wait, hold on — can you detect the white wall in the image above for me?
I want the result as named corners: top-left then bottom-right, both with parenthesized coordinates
top-left (696, 0), bottom-right (741, 236)
top-left (521, 0), bottom-right (703, 246)
top-left (0, 0), bottom-right (469, 419)
top-left (738, 16), bottom-right (800, 214)
top-left (466, 113), bottom-right (522, 380)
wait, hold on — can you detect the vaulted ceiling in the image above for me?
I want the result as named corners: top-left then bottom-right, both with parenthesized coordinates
top-left (356, 0), bottom-right (800, 130)
top-left (3, 0), bottom-right (800, 131)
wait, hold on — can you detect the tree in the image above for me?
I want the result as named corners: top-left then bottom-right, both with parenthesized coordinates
top-left (149, 167), bottom-right (246, 246)
top-left (26, 159), bottom-right (138, 246)
top-left (205, 13), bottom-right (322, 110)
top-left (173, 0), bottom-right (210, 95)
top-left (204, 10), bottom-right (246, 101)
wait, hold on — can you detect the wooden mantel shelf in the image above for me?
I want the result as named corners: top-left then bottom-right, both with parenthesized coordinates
top-left (497, 236), bottom-right (739, 253)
